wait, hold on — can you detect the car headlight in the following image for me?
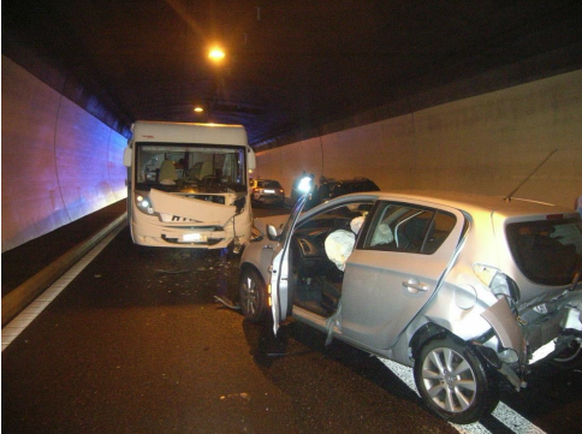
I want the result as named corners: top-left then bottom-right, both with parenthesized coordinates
top-left (297, 176), bottom-right (313, 194)
top-left (473, 263), bottom-right (521, 305)
top-left (135, 193), bottom-right (155, 215)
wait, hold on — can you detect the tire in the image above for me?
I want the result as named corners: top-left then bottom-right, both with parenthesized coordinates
top-left (239, 267), bottom-right (270, 323)
top-left (413, 336), bottom-right (499, 424)
top-left (551, 339), bottom-right (582, 369)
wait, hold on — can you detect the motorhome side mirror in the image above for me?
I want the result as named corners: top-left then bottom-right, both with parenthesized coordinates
top-left (247, 148), bottom-right (256, 171)
top-left (123, 147), bottom-right (132, 167)
top-left (267, 224), bottom-right (279, 241)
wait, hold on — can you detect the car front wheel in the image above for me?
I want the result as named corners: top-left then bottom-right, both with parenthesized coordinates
top-left (413, 336), bottom-right (499, 424)
top-left (239, 267), bottom-right (269, 323)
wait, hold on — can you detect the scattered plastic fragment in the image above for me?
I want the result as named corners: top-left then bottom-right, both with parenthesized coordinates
top-left (214, 295), bottom-right (241, 310)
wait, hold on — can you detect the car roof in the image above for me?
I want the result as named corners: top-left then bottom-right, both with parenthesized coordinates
top-left (371, 190), bottom-right (579, 219)
top-left (322, 177), bottom-right (375, 184)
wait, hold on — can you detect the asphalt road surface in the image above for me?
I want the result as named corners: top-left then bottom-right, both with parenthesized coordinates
top-left (2, 205), bottom-right (581, 434)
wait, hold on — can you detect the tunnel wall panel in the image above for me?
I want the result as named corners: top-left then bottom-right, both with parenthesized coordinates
top-left (55, 98), bottom-right (117, 221)
top-left (256, 69), bottom-right (582, 209)
top-left (2, 56), bottom-right (127, 252)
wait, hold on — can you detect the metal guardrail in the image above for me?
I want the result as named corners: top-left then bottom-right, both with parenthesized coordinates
top-left (2, 213), bottom-right (127, 328)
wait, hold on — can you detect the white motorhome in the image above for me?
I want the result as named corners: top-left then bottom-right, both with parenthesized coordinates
top-left (123, 121), bottom-right (256, 252)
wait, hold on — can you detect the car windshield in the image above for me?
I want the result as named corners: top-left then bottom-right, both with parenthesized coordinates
top-left (258, 180), bottom-right (281, 189)
top-left (135, 142), bottom-right (247, 193)
top-left (506, 217), bottom-right (582, 285)
top-left (278, 194), bottom-right (309, 241)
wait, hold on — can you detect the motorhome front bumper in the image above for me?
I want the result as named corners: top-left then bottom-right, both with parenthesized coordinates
top-left (131, 220), bottom-right (234, 249)
top-left (161, 227), bottom-right (227, 246)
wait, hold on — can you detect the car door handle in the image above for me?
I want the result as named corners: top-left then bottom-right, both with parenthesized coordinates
top-left (403, 278), bottom-right (429, 293)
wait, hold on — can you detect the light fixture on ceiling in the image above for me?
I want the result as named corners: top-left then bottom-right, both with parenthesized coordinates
top-left (194, 106), bottom-right (204, 113)
top-left (208, 47), bottom-right (226, 63)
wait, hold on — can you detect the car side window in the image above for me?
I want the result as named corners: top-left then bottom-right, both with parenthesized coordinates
top-left (361, 202), bottom-right (456, 254)
top-left (423, 211), bottom-right (456, 254)
top-left (291, 201), bottom-right (375, 273)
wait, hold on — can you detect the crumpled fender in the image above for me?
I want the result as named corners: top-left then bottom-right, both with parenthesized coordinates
top-left (481, 297), bottom-right (527, 363)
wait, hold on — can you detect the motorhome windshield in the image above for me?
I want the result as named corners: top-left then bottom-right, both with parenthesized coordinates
top-left (135, 142), bottom-right (247, 193)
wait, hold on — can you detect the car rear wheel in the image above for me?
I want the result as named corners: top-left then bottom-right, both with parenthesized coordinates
top-left (413, 336), bottom-right (499, 424)
top-left (239, 267), bottom-right (269, 323)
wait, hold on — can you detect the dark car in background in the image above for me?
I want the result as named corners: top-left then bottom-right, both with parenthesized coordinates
top-left (307, 177), bottom-right (380, 208)
top-left (250, 179), bottom-right (285, 207)
top-left (318, 177), bottom-right (380, 202)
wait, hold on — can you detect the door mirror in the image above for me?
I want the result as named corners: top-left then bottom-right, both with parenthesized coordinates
top-left (123, 147), bottom-right (132, 167)
top-left (247, 148), bottom-right (256, 171)
top-left (267, 224), bottom-right (279, 241)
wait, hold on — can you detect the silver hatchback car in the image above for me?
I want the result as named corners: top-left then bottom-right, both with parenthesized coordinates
top-left (238, 191), bottom-right (582, 424)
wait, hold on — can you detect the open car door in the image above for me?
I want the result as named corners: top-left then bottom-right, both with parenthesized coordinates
top-left (270, 194), bottom-right (308, 335)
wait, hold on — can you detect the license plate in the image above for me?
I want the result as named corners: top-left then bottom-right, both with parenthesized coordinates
top-left (264, 189), bottom-right (275, 194)
top-left (183, 233), bottom-right (202, 242)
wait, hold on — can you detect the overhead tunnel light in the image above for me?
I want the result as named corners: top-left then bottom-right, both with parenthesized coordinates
top-left (208, 47), bottom-right (226, 63)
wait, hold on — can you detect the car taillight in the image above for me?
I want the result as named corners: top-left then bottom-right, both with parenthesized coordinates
top-left (473, 263), bottom-right (521, 306)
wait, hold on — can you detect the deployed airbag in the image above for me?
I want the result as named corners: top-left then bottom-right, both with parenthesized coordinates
top-left (325, 229), bottom-right (356, 271)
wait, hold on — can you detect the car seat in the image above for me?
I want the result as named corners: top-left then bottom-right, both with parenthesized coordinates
top-left (159, 159), bottom-right (176, 182)
top-left (199, 161), bottom-right (213, 179)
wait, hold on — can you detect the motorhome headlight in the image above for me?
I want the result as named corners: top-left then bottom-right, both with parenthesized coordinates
top-left (135, 194), bottom-right (154, 215)
top-left (473, 263), bottom-right (521, 305)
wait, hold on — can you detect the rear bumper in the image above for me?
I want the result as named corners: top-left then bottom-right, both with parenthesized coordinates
top-left (475, 295), bottom-right (582, 390)
top-left (252, 194), bottom-right (284, 204)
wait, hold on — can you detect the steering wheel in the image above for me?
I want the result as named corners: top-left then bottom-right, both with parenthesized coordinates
top-left (202, 174), bottom-right (219, 187)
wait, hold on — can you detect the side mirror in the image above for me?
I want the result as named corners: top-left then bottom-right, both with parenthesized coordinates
top-left (267, 224), bottom-right (279, 241)
top-left (247, 148), bottom-right (256, 171)
top-left (123, 147), bottom-right (132, 167)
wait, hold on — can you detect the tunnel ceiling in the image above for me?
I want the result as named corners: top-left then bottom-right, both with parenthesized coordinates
top-left (3, 0), bottom-right (582, 146)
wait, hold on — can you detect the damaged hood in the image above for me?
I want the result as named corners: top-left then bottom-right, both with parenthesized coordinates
top-left (149, 188), bottom-right (236, 225)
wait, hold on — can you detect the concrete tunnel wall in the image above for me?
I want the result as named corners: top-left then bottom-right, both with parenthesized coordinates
top-left (2, 54), bottom-right (581, 254)
top-left (2, 56), bottom-right (128, 253)
top-left (254, 69), bottom-right (582, 210)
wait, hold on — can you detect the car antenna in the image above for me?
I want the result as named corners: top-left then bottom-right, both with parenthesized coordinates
top-left (504, 148), bottom-right (558, 202)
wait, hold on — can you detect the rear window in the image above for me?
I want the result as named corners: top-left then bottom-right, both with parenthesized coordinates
top-left (258, 180), bottom-right (281, 188)
top-left (506, 218), bottom-right (582, 285)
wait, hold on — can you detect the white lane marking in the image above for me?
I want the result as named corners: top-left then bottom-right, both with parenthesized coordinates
top-left (377, 357), bottom-right (547, 434)
top-left (2, 227), bottom-right (121, 351)
top-left (491, 402), bottom-right (546, 434)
